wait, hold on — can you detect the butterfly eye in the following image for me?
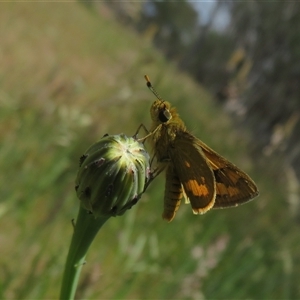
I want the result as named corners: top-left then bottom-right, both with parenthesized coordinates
top-left (158, 106), bottom-right (171, 123)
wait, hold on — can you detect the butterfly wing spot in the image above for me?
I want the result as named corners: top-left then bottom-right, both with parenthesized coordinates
top-left (185, 179), bottom-right (209, 197)
top-left (184, 161), bottom-right (191, 167)
top-left (182, 177), bottom-right (210, 208)
top-left (216, 182), bottom-right (240, 198)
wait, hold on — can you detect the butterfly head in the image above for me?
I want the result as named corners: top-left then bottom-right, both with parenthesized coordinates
top-left (144, 75), bottom-right (173, 125)
top-left (150, 100), bottom-right (172, 125)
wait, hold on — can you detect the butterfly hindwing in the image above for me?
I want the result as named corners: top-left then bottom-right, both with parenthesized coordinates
top-left (196, 136), bottom-right (259, 208)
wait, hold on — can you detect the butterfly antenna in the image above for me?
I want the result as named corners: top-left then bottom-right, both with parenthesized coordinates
top-left (144, 75), bottom-right (164, 102)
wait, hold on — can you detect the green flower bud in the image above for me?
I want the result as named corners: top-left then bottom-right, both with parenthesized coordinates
top-left (75, 134), bottom-right (150, 218)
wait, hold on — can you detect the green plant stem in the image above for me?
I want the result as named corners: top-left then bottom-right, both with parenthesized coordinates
top-left (59, 206), bottom-right (110, 300)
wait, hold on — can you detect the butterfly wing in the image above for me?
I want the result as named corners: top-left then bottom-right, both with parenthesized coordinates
top-left (168, 132), bottom-right (216, 214)
top-left (196, 135), bottom-right (259, 208)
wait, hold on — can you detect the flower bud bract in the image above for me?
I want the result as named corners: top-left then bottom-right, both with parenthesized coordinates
top-left (75, 134), bottom-right (150, 218)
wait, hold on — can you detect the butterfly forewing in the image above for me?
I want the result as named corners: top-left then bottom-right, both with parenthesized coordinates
top-left (168, 132), bottom-right (216, 214)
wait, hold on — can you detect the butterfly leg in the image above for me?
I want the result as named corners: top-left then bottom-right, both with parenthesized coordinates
top-left (143, 161), bottom-right (167, 192)
top-left (133, 123), bottom-right (149, 141)
top-left (135, 124), bottom-right (163, 143)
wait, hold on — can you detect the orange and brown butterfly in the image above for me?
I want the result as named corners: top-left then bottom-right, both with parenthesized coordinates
top-left (143, 75), bottom-right (259, 222)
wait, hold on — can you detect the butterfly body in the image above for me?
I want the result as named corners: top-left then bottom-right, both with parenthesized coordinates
top-left (146, 76), bottom-right (259, 222)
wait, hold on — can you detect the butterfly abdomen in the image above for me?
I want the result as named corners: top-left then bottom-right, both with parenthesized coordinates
top-left (163, 165), bottom-right (183, 222)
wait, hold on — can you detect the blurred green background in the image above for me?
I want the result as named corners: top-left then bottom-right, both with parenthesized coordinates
top-left (1, 2), bottom-right (299, 299)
